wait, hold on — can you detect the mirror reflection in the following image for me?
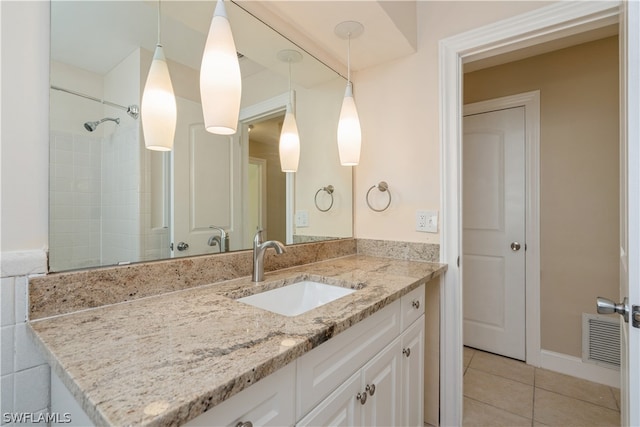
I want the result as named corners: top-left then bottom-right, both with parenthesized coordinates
top-left (49, 1), bottom-right (352, 272)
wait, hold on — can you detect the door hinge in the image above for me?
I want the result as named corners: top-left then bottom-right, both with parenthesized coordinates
top-left (457, 256), bottom-right (460, 267)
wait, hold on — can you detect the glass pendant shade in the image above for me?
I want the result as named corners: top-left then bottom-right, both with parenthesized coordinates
top-left (337, 82), bottom-right (362, 166)
top-left (200, 0), bottom-right (241, 135)
top-left (141, 45), bottom-right (177, 151)
top-left (279, 104), bottom-right (300, 172)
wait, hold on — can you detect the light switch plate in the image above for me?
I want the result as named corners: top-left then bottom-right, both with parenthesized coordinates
top-left (295, 210), bottom-right (309, 227)
top-left (416, 210), bottom-right (438, 233)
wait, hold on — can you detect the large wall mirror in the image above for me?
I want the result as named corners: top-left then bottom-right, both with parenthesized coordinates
top-left (49, 1), bottom-right (352, 272)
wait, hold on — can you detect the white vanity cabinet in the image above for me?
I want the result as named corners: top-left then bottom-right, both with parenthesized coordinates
top-left (297, 284), bottom-right (426, 427)
top-left (297, 338), bottom-right (403, 427)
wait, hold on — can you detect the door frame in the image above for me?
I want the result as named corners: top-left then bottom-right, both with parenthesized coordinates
top-left (439, 2), bottom-right (621, 425)
top-left (463, 91), bottom-right (541, 365)
top-left (238, 92), bottom-right (293, 245)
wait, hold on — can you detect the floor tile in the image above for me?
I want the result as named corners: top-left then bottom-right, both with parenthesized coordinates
top-left (611, 386), bottom-right (621, 410)
top-left (464, 368), bottom-right (534, 419)
top-left (469, 349), bottom-right (534, 385)
top-left (463, 397), bottom-right (531, 427)
top-left (535, 368), bottom-right (618, 410)
top-left (463, 346), bottom-right (475, 371)
top-left (534, 388), bottom-right (620, 427)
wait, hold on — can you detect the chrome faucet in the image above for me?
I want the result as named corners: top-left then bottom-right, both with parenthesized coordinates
top-left (208, 226), bottom-right (229, 253)
top-left (252, 229), bottom-right (286, 282)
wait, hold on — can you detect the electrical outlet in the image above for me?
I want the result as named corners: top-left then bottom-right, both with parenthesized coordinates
top-left (295, 210), bottom-right (309, 227)
top-left (416, 211), bottom-right (428, 231)
top-left (417, 210), bottom-right (438, 233)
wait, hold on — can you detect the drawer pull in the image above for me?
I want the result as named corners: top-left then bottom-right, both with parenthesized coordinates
top-left (366, 383), bottom-right (376, 396)
top-left (236, 422), bottom-right (253, 427)
top-left (412, 300), bottom-right (420, 309)
top-left (357, 392), bottom-right (367, 405)
top-left (403, 348), bottom-right (411, 357)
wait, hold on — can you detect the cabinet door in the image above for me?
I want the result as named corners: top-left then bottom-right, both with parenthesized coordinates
top-left (296, 300), bottom-right (400, 418)
top-left (184, 364), bottom-right (295, 427)
top-left (296, 371), bottom-right (362, 427)
top-left (362, 338), bottom-right (402, 427)
top-left (401, 316), bottom-right (425, 427)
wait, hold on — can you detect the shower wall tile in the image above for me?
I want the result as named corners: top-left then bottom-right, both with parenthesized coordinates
top-left (50, 131), bottom-right (102, 271)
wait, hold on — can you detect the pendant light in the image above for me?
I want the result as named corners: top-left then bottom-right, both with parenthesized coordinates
top-left (335, 21), bottom-right (364, 166)
top-left (277, 49), bottom-right (302, 173)
top-left (141, 0), bottom-right (176, 151)
top-left (200, 0), bottom-right (241, 135)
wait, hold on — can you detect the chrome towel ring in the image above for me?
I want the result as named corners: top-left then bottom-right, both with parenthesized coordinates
top-left (366, 181), bottom-right (391, 212)
top-left (314, 185), bottom-right (335, 212)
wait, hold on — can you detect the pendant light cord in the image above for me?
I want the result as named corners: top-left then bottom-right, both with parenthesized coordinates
top-left (347, 33), bottom-right (352, 85)
top-left (157, 0), bottom-right (162, 46)
top-left (288, 59), bottom-right (292, 105)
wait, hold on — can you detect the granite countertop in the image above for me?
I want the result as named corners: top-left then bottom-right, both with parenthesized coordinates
top-left (28, 255), bottom-right (446, 427)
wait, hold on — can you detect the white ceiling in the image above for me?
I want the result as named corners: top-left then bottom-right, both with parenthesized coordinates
top-left (237, 0), bottom-right (418, 74)
top-left (50, 1), bottom-right (341, 89)
top-left (238, 1), bottom-right (618, 76)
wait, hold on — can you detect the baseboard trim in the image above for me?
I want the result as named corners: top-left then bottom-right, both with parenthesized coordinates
top-left (1, 250), bottom-right (47, 278)
top-left (539, 349), bottom-right (620, 388)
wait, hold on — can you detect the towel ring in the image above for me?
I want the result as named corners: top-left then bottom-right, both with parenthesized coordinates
top-left (314, 185), bottom-right (335, 212)
top-left (366, 181), bottom-right (392, 212)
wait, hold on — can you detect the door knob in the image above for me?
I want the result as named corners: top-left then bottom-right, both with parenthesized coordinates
top-left (176, 242), bottom-right (189, 251)
top-left (597, 297), bottom-right (629, 323)
top-left (510, 242), bottom-right (521, 251)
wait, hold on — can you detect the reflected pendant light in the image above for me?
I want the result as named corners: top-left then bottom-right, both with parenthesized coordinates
top-left (335, 21), bottom-right (364, 166)
top-left (277, 49), bottom-right (303, 173)
top-left (200, 0), bottom-right (241, 135)
top-left (141, 0), bottom-right (177, 151)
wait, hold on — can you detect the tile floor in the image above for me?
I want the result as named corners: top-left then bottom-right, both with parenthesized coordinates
top-left (462, 346), bottom-right (621, 427)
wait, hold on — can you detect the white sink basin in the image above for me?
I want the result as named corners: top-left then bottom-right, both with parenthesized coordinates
top-left (237, 281), bottom-right (356, 317)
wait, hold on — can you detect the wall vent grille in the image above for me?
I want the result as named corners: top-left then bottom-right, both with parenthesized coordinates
top-left (582, 313), bottom-right (620, 370)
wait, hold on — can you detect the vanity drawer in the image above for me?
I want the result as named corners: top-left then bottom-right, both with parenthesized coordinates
top-left (401, 284), bottom-right (425, 330)
top-left (296, 299), bottom-right (401, 419)
top-left (185, 363), bottom-right (295, 427)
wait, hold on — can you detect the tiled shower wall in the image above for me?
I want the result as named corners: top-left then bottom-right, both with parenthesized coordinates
top-left (101, 123), bottom-right (141, 266)
top-left (50, 123), bottom-right (168, 270)
top-left (49, 131), bottom-right (102, 271)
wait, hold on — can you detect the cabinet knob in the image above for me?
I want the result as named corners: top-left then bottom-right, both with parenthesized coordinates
top-left (236, 422), bottom-right (253, 427)
top-left (403, 347), bottom-right (411, 357)
top-left (366, 383), bottom-right (376, 396)
top-left (412, 300), bottom-right (420, 309)
top-left (357, 392), bottom-right (367, 405)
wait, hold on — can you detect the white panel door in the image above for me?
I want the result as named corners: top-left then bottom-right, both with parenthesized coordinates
top-left (618, 2), bottom-right (639, 425)
top-left (172, 97), bottom-right (239, 257)
top-left (463, 107), bottom-right (526, 360)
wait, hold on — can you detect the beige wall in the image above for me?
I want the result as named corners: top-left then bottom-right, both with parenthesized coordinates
top-left (463, 36), bottom-right (620, 358)
top-left (249, 139), bottom-right (287, 243)
top-left (353, 1), bottom-right (552, 244)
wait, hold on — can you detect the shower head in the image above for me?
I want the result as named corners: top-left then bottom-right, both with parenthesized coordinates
top-left (83, 117), bottom-right (120, 132)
